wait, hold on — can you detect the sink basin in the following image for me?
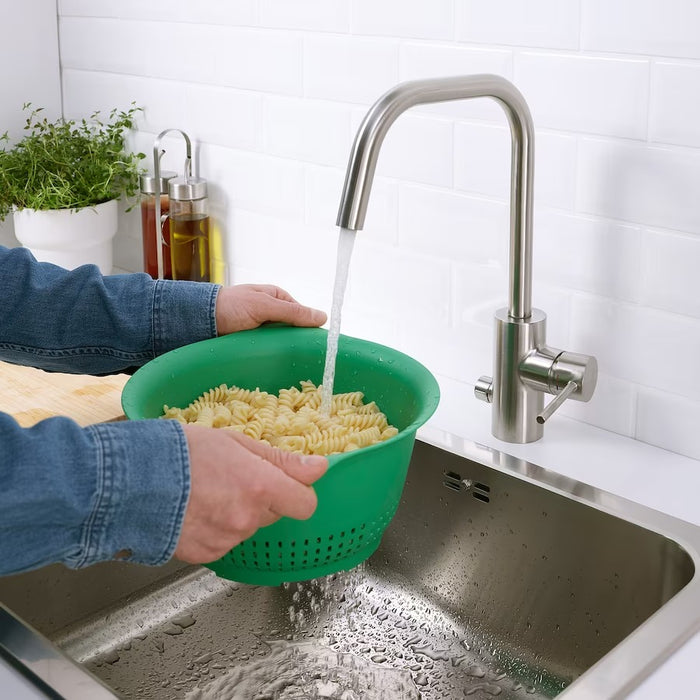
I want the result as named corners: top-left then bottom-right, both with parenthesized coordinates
top-left (1, 436), bottom-right (699, 699)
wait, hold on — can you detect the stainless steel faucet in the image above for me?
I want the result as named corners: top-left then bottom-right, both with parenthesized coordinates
top-left (336, 74), bottom-right (597, 443)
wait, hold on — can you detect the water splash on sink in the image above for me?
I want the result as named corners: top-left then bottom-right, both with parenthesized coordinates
top-left (80, 563), bottom-right (565, 699)
top-left (185, 639), bottom-right (420, 700)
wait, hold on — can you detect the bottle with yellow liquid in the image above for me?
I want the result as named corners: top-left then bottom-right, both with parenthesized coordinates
top-left (168, 177), bottom-right (211, 282)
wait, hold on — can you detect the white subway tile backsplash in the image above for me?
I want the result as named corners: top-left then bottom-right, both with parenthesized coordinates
top-left (529, 284), bottom-right (572, 346)
top-left (455, 0), bottom-right (580, 50)
top-left (202, 146), bottom-right (306, 222)
top-left (185, 87), bottom-right (263, 152)
top-left (264, 97), bottom-right (351, 167)
top-left (650, 62), bottom-right (700, 148)
top-left (398, 185), bottom-right (509, 266)
top-left (348, 238), bottom-right (452, 324)
top-left (453, 261), bottom-right (508, 326)
top-left (637, 388), bottom-right (700, 461)
top-left (260, 0), bottom-right (349, 33)
top-left (59, 0), bottom-right (257, 25)
top-left (304, 167), bottom-right (345, 226)
top-left (576, 138), bottom-right (700, 234)
top-left (516, 53), bottom-right (649, 139)
top-left (641, 229), bottom-right (700, 319)
top-left (535, 210), bottom-right (642, 303)
top-left (582, 0), bottom-right (700, 59)
top-left (304, 35), bottom-right (399, 104)
top-left (399, 42), bottom-right (513, 82)
top-left (213, 28), bottom-right (303, 95)
top-left (570, 296), bottom-right (700, 401)
top-left (56, 2), bottom-right (700, 457)
top-left (363, 112), bottom-right (454, 187)
top-left (453, 122), bottom-right (510, 199)
top-left (352, 0), bottom-right (454, 41)
top-left (63, 70), bottom-right (264, 152)
top-left (531, 132), bottom-right (578, 210)
top-left (340, 305), bottom-right (400, 353)
top-left (454, 122), bottom-right (577, 210)
top-left (398, 315), bottom-right (493, 385)
top-left (59, 17), bottom-right (144, 74)
top-left (60, 18), bottom-right (303, 95)
top-left (229, 210), bottom-right (338, 293)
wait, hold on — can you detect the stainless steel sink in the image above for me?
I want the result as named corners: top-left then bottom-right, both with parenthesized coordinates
top-left (2, 436), bottom-right (699, 699)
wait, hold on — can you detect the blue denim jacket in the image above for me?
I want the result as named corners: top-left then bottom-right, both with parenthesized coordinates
top-left (0, 245), bottom-right (220, 575)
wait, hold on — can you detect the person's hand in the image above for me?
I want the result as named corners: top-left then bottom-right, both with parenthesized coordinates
top-left (215, 284), bottom-right (327, 335)
top-left (174, 424), bottom-right (328, 564)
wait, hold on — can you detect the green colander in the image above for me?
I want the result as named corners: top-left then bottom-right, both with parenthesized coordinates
top-left (121, 325), bottom-right (440, 585)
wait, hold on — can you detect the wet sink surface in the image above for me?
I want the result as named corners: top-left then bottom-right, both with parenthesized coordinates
top-left (1, 438), bottom-right (699, 699)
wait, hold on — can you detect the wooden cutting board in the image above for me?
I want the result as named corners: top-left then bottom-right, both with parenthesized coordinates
top-left (0, 360), bottom-right (129, 427)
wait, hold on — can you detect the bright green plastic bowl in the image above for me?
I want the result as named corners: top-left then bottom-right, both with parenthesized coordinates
top-left (121, 325), bottom-right (440, 585)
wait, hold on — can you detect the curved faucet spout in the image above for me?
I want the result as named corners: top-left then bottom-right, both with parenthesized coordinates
top-left (336, 74), bottom-right (535, 320)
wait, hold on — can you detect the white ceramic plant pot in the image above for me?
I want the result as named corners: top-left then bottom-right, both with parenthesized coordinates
top-left (12, 200), bottom-right (118, 275)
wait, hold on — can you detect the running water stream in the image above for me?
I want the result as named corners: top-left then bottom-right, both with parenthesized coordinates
top-left (320, 227), bottom-right (357, 416)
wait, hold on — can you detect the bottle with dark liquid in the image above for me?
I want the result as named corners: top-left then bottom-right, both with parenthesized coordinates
top-left (168, 177), bottom-right (211, 283)
top-left (140, 171), bottom-right (176, 279)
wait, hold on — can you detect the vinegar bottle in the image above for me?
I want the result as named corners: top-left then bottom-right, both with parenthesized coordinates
top-left (140, 171), bottom-right (176, 279)
top-left (168, 177), bottom-right (211, 283)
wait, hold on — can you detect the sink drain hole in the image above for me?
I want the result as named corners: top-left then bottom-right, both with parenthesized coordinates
top-left (442, 472), bottom-right (491, 502)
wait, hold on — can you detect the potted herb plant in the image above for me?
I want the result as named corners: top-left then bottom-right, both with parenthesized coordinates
top-left (0, 104), bottom-right (144, 274)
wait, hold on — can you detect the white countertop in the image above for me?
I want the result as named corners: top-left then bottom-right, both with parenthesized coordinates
top-left (420, 382), bottom-right (700, 699)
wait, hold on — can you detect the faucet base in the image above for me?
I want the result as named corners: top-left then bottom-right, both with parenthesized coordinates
top-left (492, 308), bottom-right (546, 443)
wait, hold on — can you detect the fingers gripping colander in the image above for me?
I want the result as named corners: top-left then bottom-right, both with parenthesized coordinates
top-left (121, 325), bottom-right (440, 585)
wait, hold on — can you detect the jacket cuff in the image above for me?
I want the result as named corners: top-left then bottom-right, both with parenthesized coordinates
top-left (152, 280), bottom-right (221, 355)
top-left (74, 419), bottom-right (191, 568)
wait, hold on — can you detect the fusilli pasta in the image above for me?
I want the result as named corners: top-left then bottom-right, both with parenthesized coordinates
top-left (161, 381), bottom-right (399, 456)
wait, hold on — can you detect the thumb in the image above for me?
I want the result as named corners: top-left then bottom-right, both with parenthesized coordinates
top-left (225, 430), bottom-right (329, 486)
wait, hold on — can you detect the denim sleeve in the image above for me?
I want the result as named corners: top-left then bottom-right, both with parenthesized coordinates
top-left (0, 245), bottom-right (220, 374)
top-left (0, 412), bottom-right (191, 575)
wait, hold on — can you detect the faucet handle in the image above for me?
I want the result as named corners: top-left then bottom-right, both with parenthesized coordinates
top-left (550, 350), bottom-right (598, 403)
top-left (521, 349), bottom-right (598, 425)
top-left (537, 380), bottom-right (577, 424)
top-left (520, 346), bottom-right (598, 426)
top-left (474, 375), bottom-right (494, 403)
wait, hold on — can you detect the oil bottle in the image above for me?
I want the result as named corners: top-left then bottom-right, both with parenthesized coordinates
top-left (168, 177), bottom-right (211, 282)
top-left (139, 171), bottom-right (176, 279)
